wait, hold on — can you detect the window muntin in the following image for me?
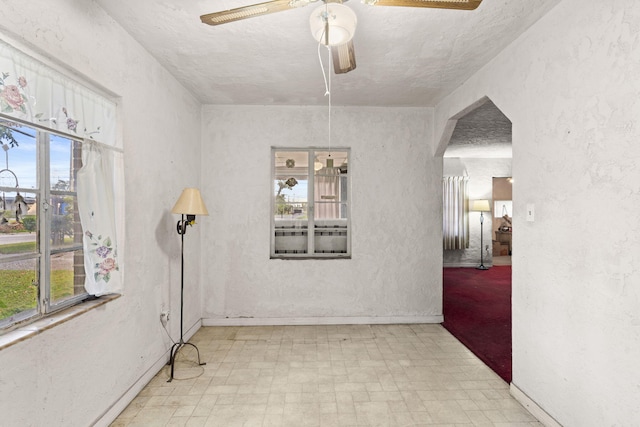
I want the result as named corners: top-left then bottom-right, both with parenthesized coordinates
top-left (0, 119), bottom-right (86, 330)
top-left (271, 148), bottom-right (350, 259)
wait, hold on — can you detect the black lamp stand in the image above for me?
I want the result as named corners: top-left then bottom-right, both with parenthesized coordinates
top-left (167, 214), bottom-right (206, 382)
top-left (476, 211), bottom-right (489, 270)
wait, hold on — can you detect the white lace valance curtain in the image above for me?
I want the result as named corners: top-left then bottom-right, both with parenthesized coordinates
top-left (443, 176), bottom-right (469, 250)
top-left (0, 38), bottom-right (117, 147)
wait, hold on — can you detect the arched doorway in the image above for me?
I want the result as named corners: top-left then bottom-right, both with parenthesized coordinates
top-left (439, 98), bottom-right (514, 382)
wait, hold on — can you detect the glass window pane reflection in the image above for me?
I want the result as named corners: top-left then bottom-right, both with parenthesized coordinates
top-left (0, 258), bottom-right (38, 325)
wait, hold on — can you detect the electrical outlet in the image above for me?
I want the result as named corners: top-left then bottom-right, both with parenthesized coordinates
top-left (160, 310), bottom-right (170, 326)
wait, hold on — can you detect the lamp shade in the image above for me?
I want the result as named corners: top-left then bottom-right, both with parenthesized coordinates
top-left (172, 188), bottom-right (209, 215)
top-left (471, 199), bottom-right (491, 212)
top-left (309, 3), bottom-right (357, 46)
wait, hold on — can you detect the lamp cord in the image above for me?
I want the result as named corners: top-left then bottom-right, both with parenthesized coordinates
top-left (161, 315), bottom-right (177, 345)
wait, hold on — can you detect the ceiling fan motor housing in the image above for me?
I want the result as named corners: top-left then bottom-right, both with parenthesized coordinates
top-left (309, 3), bottom-right (357, 46)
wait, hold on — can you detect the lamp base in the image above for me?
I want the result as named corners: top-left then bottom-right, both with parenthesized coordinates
top-left (476, 265), bottom-right (490, 270)
top-left (167, 339), bottom-right (206, 382)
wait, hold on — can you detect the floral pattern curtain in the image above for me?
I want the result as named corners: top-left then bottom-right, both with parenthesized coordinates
top-left (443, 176), bottom-right (469, 250)
top-left (0, 39), bottom-right (117, 147)
top-left (77, 141), bottom-right (122, 295)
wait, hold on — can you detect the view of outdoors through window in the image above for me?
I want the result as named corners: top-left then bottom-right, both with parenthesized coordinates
top-left (272, 148), bottom-right (350, 258)
top-left (0, 119), bottom-right (85, 329)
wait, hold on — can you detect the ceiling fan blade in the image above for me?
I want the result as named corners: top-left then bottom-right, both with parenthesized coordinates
top-left (364, 0), bottom-right (482, 10)
top-left (201, 0), bottom-right (309, 26)
top-left (332, 40), bottom-right (356, 74)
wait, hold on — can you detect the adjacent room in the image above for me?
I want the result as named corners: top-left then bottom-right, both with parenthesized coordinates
top-left (441, 99), bottom-right (513, 383)
top-left (1, 1), bottom-right (639, 426)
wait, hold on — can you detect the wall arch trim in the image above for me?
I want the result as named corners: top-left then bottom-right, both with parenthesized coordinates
top-left (435, 96), bottom-right (493, 157)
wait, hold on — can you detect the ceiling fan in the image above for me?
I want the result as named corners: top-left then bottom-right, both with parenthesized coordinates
top-left (200, 0), bottom-right (482, 74)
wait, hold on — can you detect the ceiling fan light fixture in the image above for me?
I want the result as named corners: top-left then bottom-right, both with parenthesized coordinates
top-left (309, 3), bottom-right (357, 46)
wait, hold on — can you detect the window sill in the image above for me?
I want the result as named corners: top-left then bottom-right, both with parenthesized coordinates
top-left (0, 294), bottom-right (121, 351)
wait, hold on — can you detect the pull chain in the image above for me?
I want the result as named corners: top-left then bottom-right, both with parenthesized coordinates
top-left (317, 3), bottom-right (332, 162)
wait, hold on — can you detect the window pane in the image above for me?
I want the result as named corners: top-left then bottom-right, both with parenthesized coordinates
top-left (314, 150), bottom-right (348, 254)
top-left (274, 151), bottom-right (309, 254)
top-left (51, 195), bottom-right (82, 251)
top-left (50, 135), bottom-right (81, 192)
top-left (50, 249), bottom-right (85, 306)
top-left (1, 120), bottom-right (38, 259)
top-left (1, 120), bottom-right (38, 255)
top-left (0, 191), bottom-right (38, 258)
top-left (0, 120), bottom-right (37, 191)
top-left (50, 136), bottom-right (82, 252)
top-left (314, 150), bottom-right (348, 220)
top-left (0, 258), bottom-right (38, 326)
top-left (0, 121), bottom-right (40, 327)
top-left (314, 221), bottom-right (348, 254)
top-left (274, 150), bottom-right (309, 217)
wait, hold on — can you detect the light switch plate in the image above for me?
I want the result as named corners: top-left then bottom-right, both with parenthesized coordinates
top-left (526, 204), bottom-right (535, 222)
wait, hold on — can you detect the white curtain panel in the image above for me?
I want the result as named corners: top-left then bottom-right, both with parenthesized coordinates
top-left (314, 174), bottom-right (340, 219)
top-left (443, 176), bottom-right (469, 250)
top-left (77, 141), bottom-right (122, 295)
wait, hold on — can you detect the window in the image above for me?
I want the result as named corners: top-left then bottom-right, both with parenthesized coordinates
top-left (0, 119), bottom-right (87, 329)
top-left (271, 148), bottom-right (350, 258)
top-left (443, 176), bottom-right (469, 250)
top-left (494, 200), bottom-right (512, 218)
top-left (0, 39), bottom-right (121, 334)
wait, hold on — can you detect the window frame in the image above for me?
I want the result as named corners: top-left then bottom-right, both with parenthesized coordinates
top-left (270, 147), bottom-right (351, 260)
top-left (0, 118), bottom-right (89, 332)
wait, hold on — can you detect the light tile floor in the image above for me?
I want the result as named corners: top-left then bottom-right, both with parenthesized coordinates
top-left (111, 324), bottom-right (541, 427)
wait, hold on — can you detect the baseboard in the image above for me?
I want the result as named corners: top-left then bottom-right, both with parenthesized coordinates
top-left (510, 383), bottom-right (563, 427)
top-left (92, 319), bottom-right (202, 426)
top-left (443, 262), bottom-right (493, 268)
top-left (202, 315), bottom-right (443, 326)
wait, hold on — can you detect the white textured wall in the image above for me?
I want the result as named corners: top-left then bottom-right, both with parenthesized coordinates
top-left (200, 105), bottom-right (443, 324)
top-left (443, 158), bottom-right (512, 267)
top-left (0, 1), bottom-right (202, 425)
top-left (436, 0), bottom-right (640, 425)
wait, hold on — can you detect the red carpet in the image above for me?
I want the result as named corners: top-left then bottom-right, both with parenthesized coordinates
top-left (442, 266), bottom-right (512, 383)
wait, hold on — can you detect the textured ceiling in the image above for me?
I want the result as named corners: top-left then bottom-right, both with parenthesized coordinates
top-left (95, 0), bottom-right (559, 107)
top-left (445, 99), bottom-right (512, 158)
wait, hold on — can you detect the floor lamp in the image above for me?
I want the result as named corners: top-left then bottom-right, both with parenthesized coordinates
top-left (471, 199), bottom-right (491, 270)
top-left (168, 188), bottom-right (209, 382)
